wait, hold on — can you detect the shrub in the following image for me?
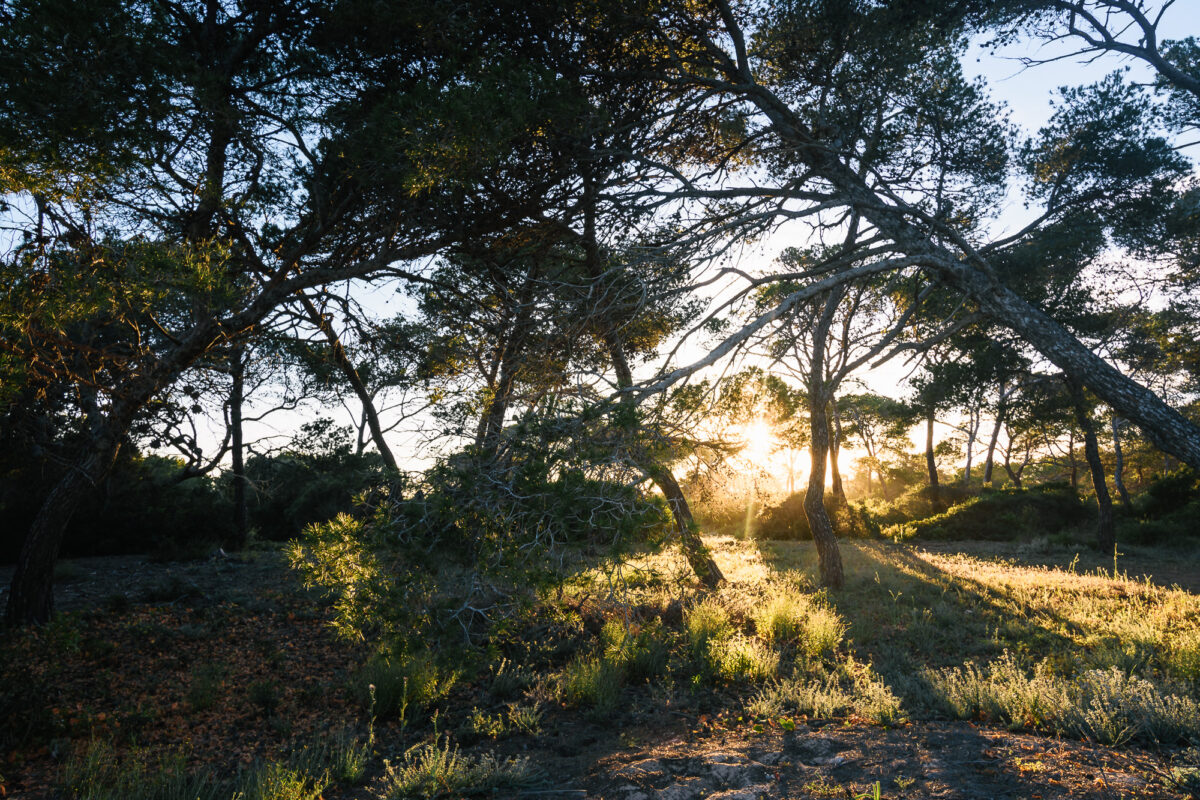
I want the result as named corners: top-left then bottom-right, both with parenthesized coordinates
top-left (752, 591), bottom-right (810, 644)
top-left (800, 604), bottom-right (848, 659)
top-left (684, 599), bottom-right (732, 658)
top-left (601, 619), bottom-right (669, 682)
top-left (756, 492), bottom-right (881, 540)
top-left (1167, 630), bottom-right (1200, 686)
top-left (238, 761), bottom-right (325, 800)
top-left (748, 672), bottom-right (854, 720)
top-left (290, 727), bottom-right (371, 786)
top-left (1, 450), bottom-right (232, 561)
top-left (243, 420), bottom-right (386, 542)
top-left (487, 658), bottom-right (532, 701)
top-left (886, 483), bottom-right (1085, 542)
top-left (59, 741), bottom-right (224, 800)
top-left (1137, 468), bottom-right (1200, 520)
top-left (927, 652), bottom-right (1200, 745)
top-left (755, 493), bottom-right (813, 540)
top-left (353, 649), bottom-right (458, 722)
top-left (1119, 470), bottom-right (1200, 545)
top-left (711, 636), bottom-right (779, 683)
top-left (747, 660), bottom-right (900, 723)
top-left (557, 656), bottom-right (624, 712)
top-left (383, 738), bottom-right (533, 799)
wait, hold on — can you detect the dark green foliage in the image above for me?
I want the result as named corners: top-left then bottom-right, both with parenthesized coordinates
top-left (243, 420), bottom-right (386, 542)
top-left (865, 484), bottom-right (974, 529)
top-left (1136, 468), bottom-right (1200, 520)
top-left (756, 492), bottom-right (813, 540)
top-left (1118, 468), bottom-right (1200, 546)
top-left (0, 452), bottom-right (231, 562)
top-left (407, 455), bottom-right (671, 558)
top-left (889, 483), bottom-right (1086, 541)
top-left (755, 492), bottom-right (879, 540)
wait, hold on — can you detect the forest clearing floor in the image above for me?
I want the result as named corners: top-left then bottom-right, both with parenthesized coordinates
top-left (1, 536), bottom-right (1198, 799)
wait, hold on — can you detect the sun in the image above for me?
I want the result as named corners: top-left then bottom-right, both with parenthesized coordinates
top-left (740, 419), bottom-right (774, 462)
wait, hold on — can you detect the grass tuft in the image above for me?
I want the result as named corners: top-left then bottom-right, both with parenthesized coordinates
top-left (556, 656), bottom-right (624, 712)
top-left (711, 636), bottom-right (779, 683)
top-left (353, 649), bottom-right (458, 722)
top-left (684, 598), bottom-right (732, 658)
top-left (928, 652), bottom-right (1200, 745)
top-left (383, 736), bottom-right (534, 799)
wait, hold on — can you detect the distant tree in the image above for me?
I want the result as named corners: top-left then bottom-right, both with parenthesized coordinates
top-left (840, 393), bottom-right (914, 499)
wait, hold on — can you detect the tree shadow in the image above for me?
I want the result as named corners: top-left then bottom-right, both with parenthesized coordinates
top-left (749, 538), bottom-right (1125, 700)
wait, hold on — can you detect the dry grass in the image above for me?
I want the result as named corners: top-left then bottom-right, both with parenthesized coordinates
top-left (591, 535), bottom-right (1200, 743)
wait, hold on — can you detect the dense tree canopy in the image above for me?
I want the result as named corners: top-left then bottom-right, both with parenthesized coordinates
top-left (2, 0), bottom-right (1199, 619)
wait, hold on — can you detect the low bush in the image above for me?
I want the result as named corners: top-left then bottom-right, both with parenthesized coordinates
top-left (556, 655), bottom-right (624, 712)
top-left (1117, 469), bottom-right (1200, 545)
top-left (353, 649), bottom-right (458, 722)
top-left (927, 652), bottom-right (1200, 745)
top-left (756, 492), bottom-right (881, 540)
top-left (861, 484), bottom-right (974, 529)
top-left (710, 636), bottom-right (779, 682)
top-left (886, 483), bottom-right (1085, 542)
top-left (601, 619), bottom-right (669, 682)
top-left (684, 598), bottom-right (732, 658)
top-left (59, 742), bottom-right (224, 800)
top-left (747, 658), bottom-right (901, 724)
top-left (243, 420), bottom-right (387, 542)
top-left (1, 451), bottom-right (232, 561)
top-left (383, 737), bottom-right (534, 799)
top-left (751, 589), bottom-right (845, 657)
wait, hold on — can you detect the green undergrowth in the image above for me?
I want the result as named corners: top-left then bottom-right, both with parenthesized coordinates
top-left (43, 533), bottom-right (1200, 800)
top-left (753, 538), bottom-right (1200, 745)
top-left (59, 728), bottom-right (371, 800)
top-left (884, 483), bottom-right (1086, 542)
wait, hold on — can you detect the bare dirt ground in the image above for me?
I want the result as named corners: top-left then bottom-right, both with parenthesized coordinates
top-left (2, 546), bottom-right (1197, 799)
top-left (585, 720), bottom-right (1182, 799)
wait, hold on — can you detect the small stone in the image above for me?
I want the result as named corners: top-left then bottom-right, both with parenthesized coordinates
top-left (616, 759), bottom-right (666, 780)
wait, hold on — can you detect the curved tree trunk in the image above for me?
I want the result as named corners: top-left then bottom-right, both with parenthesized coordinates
top-left (732, 79), bottom-right (1200, 469)
top-left (582, 169), bottom-right (722, 587)
top-left (300, 295), bottom-right (399, 472)
top-left (5, 444), bottom-right (118, 626)
top-left (649, 465), bottom-right (724, 589)
top-left (1069, 380), bottom-right (1116, 552)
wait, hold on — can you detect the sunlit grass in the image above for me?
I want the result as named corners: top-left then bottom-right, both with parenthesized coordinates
top-left (585, 535), bottom-right (1200, 743)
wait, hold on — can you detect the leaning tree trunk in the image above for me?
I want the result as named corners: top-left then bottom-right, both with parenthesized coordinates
top-left (300, 295), bottom-right (399, 472)
top-left (1069, 380), bottom-right (1116, 552)
top-left (582, 168), bottom-right (722, 588)
top-left (725, 79), bottom-right (1200, 468)
top-left (925, 409), bottom-right (942, 511)
top-left (5, 445), bottom-right (117, 625)
top-left (1112, 416), bottom-right (1132, 506)
top-left (648, 465), bottom-right (724, 589)
top-left (229, 344), bottom-right (249, 550)
top-left (805, 392), bottom-right (845, 589)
